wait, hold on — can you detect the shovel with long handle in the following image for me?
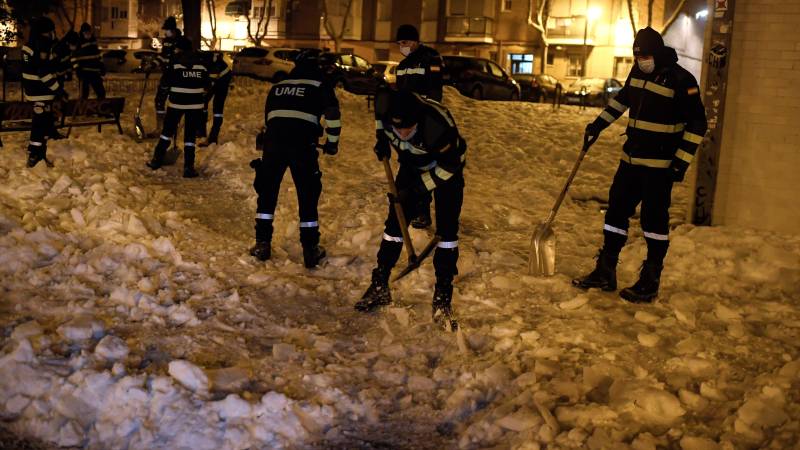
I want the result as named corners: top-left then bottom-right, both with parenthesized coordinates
top-left (381, 158), bottom-right (440, 282)
top-left (528, 134), bottom-right (598, 276)
top-left (134, 71), bottom-right (151, 142)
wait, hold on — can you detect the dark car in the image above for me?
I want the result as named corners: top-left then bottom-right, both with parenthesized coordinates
top-left (329, 52), bottom-right (379, 95)
top-left (563, 78), bottom-right (623, 107)
top-left (512, 73), bottom-right (562, 102)
top-left (133, 50), bottom-right (161, 73)
top-left (441, 55), bottom-right (520, 101)
top-left (1, 47), bottom-right (23, 82)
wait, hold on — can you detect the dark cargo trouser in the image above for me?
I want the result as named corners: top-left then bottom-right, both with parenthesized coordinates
top-left (79, 72), bottom-right (106, 99)
top-left (377, 164), bottom-right (464, 280)
top-left (602, 161), bottom-right (674, 264)
top-left (253, 142), bottom-right (323, 248)
top-left (199, 78), bottom-right (230, 142)
top-left (27, 101), bottom-right (53, 164)
top-left (151, 107), bottom-right (201, 170)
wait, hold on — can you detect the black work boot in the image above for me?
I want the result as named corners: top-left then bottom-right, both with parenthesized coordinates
top-left (183, 147), bottom-right (198, 177)
top-left (183, 167), bottom-right (199, 178)
top-left (249, 240), bottom-right (271, 261)
top-left (303, 244), bottom-right (326, 268)
top-left (26, 151), bottom-right (44, 168)
top-left (620, 260), bottom-right (663, 304)
top-left (432, 278), bottom-right (458, 331)
top-left (355, 265), bottom-right (392, 312)
top-left (411, 206), bottom-right (432, 229)
top-left (572, 249), bottom-right (619, 291)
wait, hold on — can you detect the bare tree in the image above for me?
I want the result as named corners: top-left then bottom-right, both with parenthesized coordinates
top-left (647, 0), bottom-right (653, 27)
top-left (660, 0), bottom-right (688, 34)
top-left (527, 0), bottom-right (550, 73)
top-left (54, 1), bottom-right (76, 30)
top-left (627, 0), bottom-right (637, 37)
top-left (203, 0), bottom-right (218, 49)
top-left (244, 0), bottom-right (273, 47)
top-left (321, 0), bottom-right (355, 53)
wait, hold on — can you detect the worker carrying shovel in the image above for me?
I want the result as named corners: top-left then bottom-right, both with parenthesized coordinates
top-left (356, 90), bottom-right (466, 331)
top-left (572, 27), bottom-right (707, 303)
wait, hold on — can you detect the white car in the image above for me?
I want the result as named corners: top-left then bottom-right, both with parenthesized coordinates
top-left (372, 60), bottom-right (399, 87)
top-left (232, 47), bottom-right (298, 82)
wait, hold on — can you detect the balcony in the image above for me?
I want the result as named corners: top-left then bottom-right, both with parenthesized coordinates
top-left (445, 16), bottom-right (494, 43)
top-left (546, 16), bottom-right (596, 46)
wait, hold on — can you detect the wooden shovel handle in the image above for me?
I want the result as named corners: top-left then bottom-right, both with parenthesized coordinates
top-left (382, 158), bottom-right (417, 262)
top-left (543, 134), bottom-right (598, 226)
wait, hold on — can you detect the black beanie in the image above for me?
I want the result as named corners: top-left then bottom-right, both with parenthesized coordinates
top-left (79, 22), bottom-right (92, 34)
top-left (64, 30), bottom-right (80, 45)
top-left (162, 16), bottom-right (178, 31)
top-left (175, 36), bottom-right (192, 52)
top-left (395, 24), bottom-right (420, 42)
top-left (389, 90), bottom-right (421, 128)
top-left (633, 27), bottom-right (664, 56)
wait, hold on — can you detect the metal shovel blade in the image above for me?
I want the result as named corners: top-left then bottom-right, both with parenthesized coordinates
top-left (392, 235), bottom-right (440, 282)
top-left (163, 146), bottom-right (181, 166)
top-left (529, 221), bottom-right (556, 276)
top-left (134, 114), bottom-right (144, 142)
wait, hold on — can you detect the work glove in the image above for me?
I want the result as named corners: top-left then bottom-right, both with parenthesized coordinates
top-left (374, 139), bottom-right (390, 161)
top-left (322, 141), bottom-right (338, 156)
top-left (584, 120), bottom-right (604, 143)
top-left (669, 160), bottom-right (687, 183)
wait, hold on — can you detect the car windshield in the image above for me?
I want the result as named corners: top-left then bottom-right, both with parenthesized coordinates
top-left (568, 79), bottom-right (605, 90)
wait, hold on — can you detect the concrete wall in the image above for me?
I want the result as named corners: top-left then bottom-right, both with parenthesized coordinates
top-left (712, 0), bottom-right (800, 233)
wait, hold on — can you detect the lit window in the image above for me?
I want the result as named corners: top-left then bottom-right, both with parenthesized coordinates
top-left (568, 55), bottom-right (583, 77)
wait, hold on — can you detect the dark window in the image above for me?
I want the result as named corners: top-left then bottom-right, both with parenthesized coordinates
top-left (487, 61), bottom-right (504, 78)
top-left (546, 51), bottom-right (554, 66)
top-left (375, 48), bottom-right (389, 61)
top-left (353, 55), bottom-right (370, 69)
top-left (239, 48), bottom-right (268, 58)
top-left (339, 55), bottom-right (354, 66)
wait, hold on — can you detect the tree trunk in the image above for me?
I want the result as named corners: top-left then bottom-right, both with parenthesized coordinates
top-left (660, 0), bottom-right (688, 34)
top-left (205, 0), bottom-right (217, 49)
top-left (627, 0), bottom-right (637, 37)
top-left (322, 0), bottom-right (355, 53)
top-left (181, 0), bottom-right (202, 50)
top-left (647, 0), bottom-right (653, 27)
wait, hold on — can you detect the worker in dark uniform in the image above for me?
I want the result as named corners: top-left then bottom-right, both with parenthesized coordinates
top-left (198, 51), bottom-right (232, 146)
top-left (250, 49), bottom-right (341, 269)
top-left (21, 17), bottom-right (64, 168)
top-left (146, 37), bottom-right (209, 178)
top-left (154, 16), bottom-right (182, 134)
top-left (392, 24), bottom-right (444, 229)
top-left (72, 23), bottom-right (105, 99)
top-left (573, 27), bottom-right (708, 303)
top-left (357, 90), bottom-right (466, 330)
top-left (48, 30), bottom-right (78, 140)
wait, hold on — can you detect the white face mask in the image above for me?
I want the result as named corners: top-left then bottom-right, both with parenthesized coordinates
top-left (637, 58), bottom-right (655, 74)
top-left (165, 30), bottom-right (174, 38)
top-left (400, 46), bottom-right (412, 57)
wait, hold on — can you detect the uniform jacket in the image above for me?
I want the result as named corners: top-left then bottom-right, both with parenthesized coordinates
top-left (377, 94), bottom-right (466, 193)
top-left (21, 38), bottom-right (60, 102)
top-left (593, 47), bottom-right (707, 173)
top-left (263, 65), bottom-right (341, 147)
top-left (396, 44), bottom-right (443, 102)
top-left (163, 51), bottom-right (210, 110)
top-left (206, 52), bottom-right (232, 91)
top-left (72, 35), bottom-right (104, 76)
top-left (158, 30), bottom-right (182, 67)
top-left (51, 39), bottom-right (73, 81)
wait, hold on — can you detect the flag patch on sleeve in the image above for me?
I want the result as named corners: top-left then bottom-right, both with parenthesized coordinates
top-left (430, 65), bottom-right (441, 72)
top-left (687, 87), bottom-right (699, 95)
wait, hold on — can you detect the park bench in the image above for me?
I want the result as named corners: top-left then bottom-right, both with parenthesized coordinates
top-left (0, 97), bottom-right (125, 147)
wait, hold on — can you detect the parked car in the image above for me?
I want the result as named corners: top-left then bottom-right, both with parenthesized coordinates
top-left (132, 50), bottom-right (161, 73)
top-left (328, 52), bottom-right (379, 95)
top-left (372, 60), bottom-right (399, 88)
top-left (232, 47), bottom-right (297, 82)
top-left (102, 49), bottom-right (142, 73)
top-left (562, 78), bottom-right (623, 107)
top-left (512, 73), bottom-right (562, 102)
top-left (441, 55), bottom-right (520, 101)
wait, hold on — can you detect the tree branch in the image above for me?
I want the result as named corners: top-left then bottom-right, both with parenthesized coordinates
top-left (660, 0), bottom-right (688, 34)
top-left (627, 0), bottom-right (637, 37)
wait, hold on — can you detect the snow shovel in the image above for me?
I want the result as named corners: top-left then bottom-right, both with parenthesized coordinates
top-left (528, 134), bottom-right (598, 276)
top-left (382, 157), bottom-right (440, 282)
top-left (162, 132), bottom-right (181, 166)
top-left (134, 71), bottom-right (151, 142)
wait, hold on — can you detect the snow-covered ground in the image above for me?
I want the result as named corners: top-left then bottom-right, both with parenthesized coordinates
top-left (1, 79), bottom-right (799, 450)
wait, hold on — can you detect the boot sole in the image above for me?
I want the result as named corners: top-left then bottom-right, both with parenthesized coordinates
top-left (619, 290), bottom-right (657, 304)
top-left (572, 281), bottom-right (617, 292)
top-left (354, 301), bottom-right (391, 313)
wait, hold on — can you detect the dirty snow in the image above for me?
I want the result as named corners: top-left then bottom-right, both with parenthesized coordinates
top-left (1, 79), bottom-right (799, 449)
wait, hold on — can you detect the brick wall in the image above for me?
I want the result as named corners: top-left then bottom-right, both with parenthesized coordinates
top-left (712, 0), bottom-right (800, 234)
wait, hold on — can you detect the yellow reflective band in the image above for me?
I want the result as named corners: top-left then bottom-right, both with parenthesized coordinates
top-left (24, 94), bottom-right (55, 101)
top-left (675, 149), bottom-right (694, 163)
top-left (375, 120), bottom-right (383, 130)
top-left (170, 87), bottom-right (204, 93)
top-left (620, 153), bottom-right (671, 168)
top-left (72, 54), bottom-right (101, 61)
top-left (630, 78), bottom-right (645, 88)
top-left (219, 67), bottom-right (231, 77)
top-left (683, 131), bottom-right (704, 144)
top-left (166, 101), bottom-right (204, 110)
top-left (267, 109), bottom-right (319, 124)
top-left (421, 172), bottom-right (436, 191)
top-left (22, 73), bottom-right (41, 80)
top-left (644, 82), bottom-right (674, 98)
top-left (327, 135), bottom-right (339, 143)
top-left (434, 166), bottom-right (454, 180)
top-left (325, 119), bottom-right (341, 127)
top-left (600, 111), bottom-right (616, 123)
top-left (608, 98), bottom-right (627, 113)
top-left (276, 79), bottom-right (321, 87)
top-left (629, 119), bottom-right (684, 133)
top-left (40, 74), bottom-right (54, 83)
